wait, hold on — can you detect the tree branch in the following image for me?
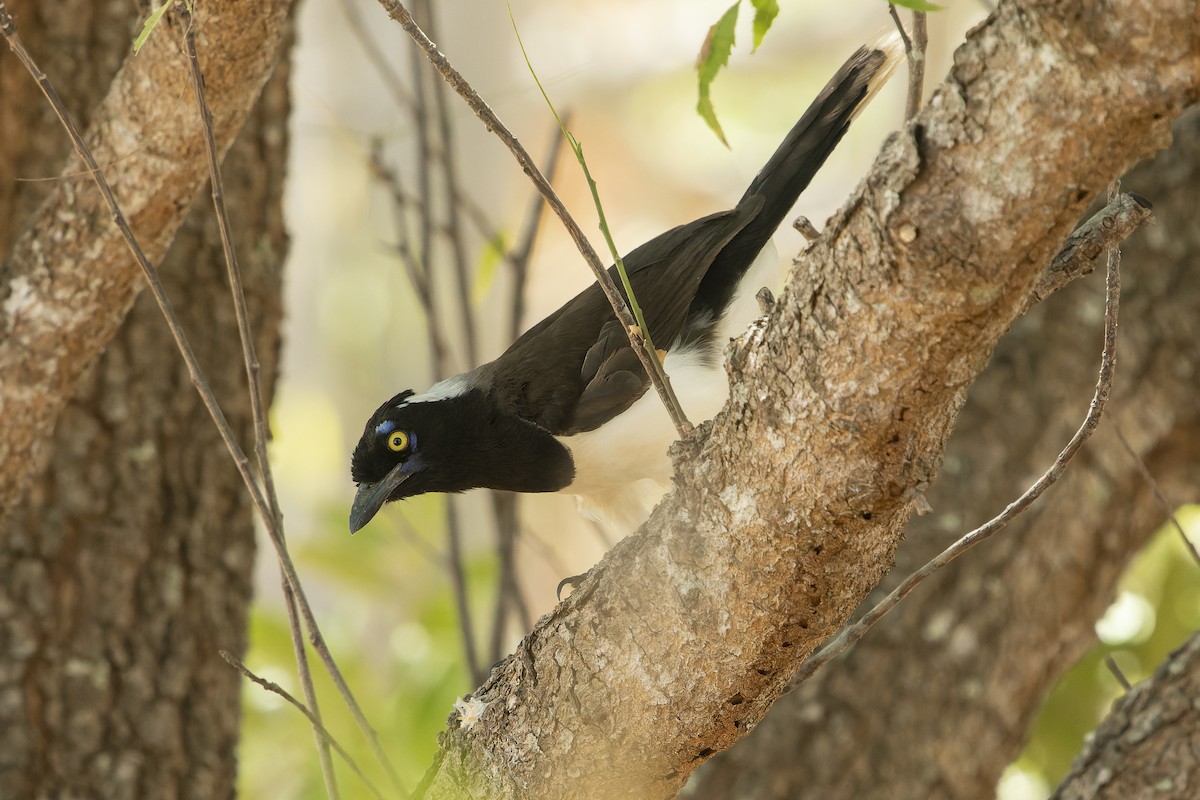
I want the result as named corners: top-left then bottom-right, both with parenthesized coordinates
top-left (693, 108), bottom-right (1200, 799)
top-left (0, 0), bottom-right (292, 524)
top-left (791, 192), bottom-right (1129, 687)
top-left (409, 0), bottom-right (1198, 796)
top-left (1050, 632), bottom-right (1200, 799)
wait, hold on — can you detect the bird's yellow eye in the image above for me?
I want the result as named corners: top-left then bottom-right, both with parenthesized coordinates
top-left (386, 431), bottom-right (410, 452)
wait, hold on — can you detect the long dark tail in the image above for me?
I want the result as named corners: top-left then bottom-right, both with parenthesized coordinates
top-left (693, 34), bottom-right (903, 319)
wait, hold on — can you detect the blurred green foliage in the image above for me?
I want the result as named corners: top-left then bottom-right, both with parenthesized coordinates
top-left (239, 503), bottom-right (1197, 799)
top-left (238, 495), bottom-right (498, 799)
top-left (1012, 505), bottom-right (1200, 792)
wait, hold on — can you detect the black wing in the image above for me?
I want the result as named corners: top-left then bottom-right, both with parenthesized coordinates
top-left (482, 40), bottom-right (898, 436)
top-left (482, 200), bottom-right (762, 435)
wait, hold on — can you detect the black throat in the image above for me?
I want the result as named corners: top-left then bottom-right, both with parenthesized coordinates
top-left (469, 392), bottom-right (576, 494)
top-left (393, 388), bottom-right (575, 497)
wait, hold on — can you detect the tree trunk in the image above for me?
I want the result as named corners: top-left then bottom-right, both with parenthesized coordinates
top-left (0, 1), bottom-right (291, 796)
top-left (692, 107), bottom-right (1200, 799)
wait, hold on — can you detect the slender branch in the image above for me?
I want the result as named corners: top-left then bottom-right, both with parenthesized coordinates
top-left (366, 134), bottom-right (484, 687)
top-left (0, 8), bottom-right (407, 796)
top-left (219, 652), bottom-right (386, 800)
top-left (484, 122), bottom-right (570, 653)
top-left (489, 491), bottom-right (517, 663)
top-left (406, 24), bottom-right (440, 377)
top-left (340, 0), bottom-right (414, 109)
top-left (888, 7), bottom-right (926, 121)
top-left (909, 14), bottom-right (927, 119)
top-left (390, 505), bottom-right (451, 572)
top-left (508, 116), bottom-right (571, 337)
top-left (517, 522), bottom-right (574, 580)
top-left (176, 10), bottom-right (342, 798)
top-left (375, 0), bottom-right (693, 437)
top-left (1104, 653), bottom-right (1133, 692)
top-left (367, 142), bottom-right (453, 370)
top-left (413, 0), bottom-right (488, 683)
top-left (446, 498), bottom-right (485, 685)
top-left (1027, 192), bottom-right (1151, 309)
top-left (1114, 425), bottom-right (1200, 569)
top-left (422, 0), bottom-right (478, 367)
top-left (789, 189), bottom-right (1130, 689)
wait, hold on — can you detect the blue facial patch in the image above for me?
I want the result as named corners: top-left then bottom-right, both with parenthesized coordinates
top-left (375, 420), bottom-right (397, 436)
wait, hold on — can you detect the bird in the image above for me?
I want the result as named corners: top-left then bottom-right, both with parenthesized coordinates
top-left (350, 34), bottom-right (902, 535)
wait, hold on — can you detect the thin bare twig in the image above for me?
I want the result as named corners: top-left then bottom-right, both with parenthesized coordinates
top-left (411, 0), bottom-right (487, 684)
top-left (177, 9), bottom-right (341, 798)
top-left (489, 492), bottom-right (518, 662)
top-left (422, 0), bottom-right (478, 367)
top-left (485, 122), bottom-right (569, 656)
top-left (909, 13), bottom-right (927, 120)
top-left (389, 505), bottom-right (451, 571)
top-left (375, 0), bottom-right (693, 437)
top-left (0, 8), bottom-right (407, 796)
top-left (373, 144), bottom-right (485, 686)
top-left (219, 652), bottom-right (386, 800)
top-left (367, 142), bottom-right (453, 370)
top-left (517, 521), bottom-right (575, 580)
top-left (445, 496), bottom-right (485, 684)
top-left (1104, 653), bottom-right (1133, 691)
top-left (793, 216), bottom-right (821, 241)
top-left (340, 0), bottom-right (413, 109)
top-left (789, 184), bottom-right (1132, 689)
top-left (367, 133), bottom-right (485, 686)
top-left (508, 115), bottom-right (571, 336)
top-left (1028, 193), bottom-right (1151, 309)
top-left (888, 7), bottom-right (926, 121)
top-left (1114, 425), bottom-right (1200, 569)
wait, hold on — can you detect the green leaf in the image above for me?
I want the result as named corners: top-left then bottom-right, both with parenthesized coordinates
top-left (696, 2), bottom-right (740, 148)
top-left (750, 0), bottom-right (779, 52)
top-left (890, 0), bottom-right (946, 11)
top-left (133, 1), bottom-right (171, 53)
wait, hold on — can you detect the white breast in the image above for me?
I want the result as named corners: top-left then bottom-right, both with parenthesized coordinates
top-left (557, 243), bottom-right (779, 533)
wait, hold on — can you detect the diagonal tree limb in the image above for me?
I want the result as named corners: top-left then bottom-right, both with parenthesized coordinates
top-left (694, 107), bottom-right (1200, 800)
top-left (0, 0), bottom-right (293, 525)
top-left (406, 0), bottom-right (1199, 796)
top-left (790, 191), bottom-right (1129, 688)
top-left (1049, 632), bottom-right (1200, 800)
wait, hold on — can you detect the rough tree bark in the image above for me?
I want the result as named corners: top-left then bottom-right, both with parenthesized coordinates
top-left (0, 1), bottom-right (290, 797)
top-left (1051, 631), bottom-right (1200, 800)
top-left (0, 0), bottom-right (292, 522)
top-left (413, 0), bottom-right (1200, 797)
top-left (693, 108), bottom-right (1200, 799)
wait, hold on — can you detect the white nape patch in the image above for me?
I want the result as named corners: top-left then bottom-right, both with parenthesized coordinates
top-left (559, 243), bottom-right (782, 534)
top-left (405, 373), bottom-right (472, 404)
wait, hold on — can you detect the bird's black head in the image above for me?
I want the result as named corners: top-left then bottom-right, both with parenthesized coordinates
top-left (349, 385), bottom-right (574, 533)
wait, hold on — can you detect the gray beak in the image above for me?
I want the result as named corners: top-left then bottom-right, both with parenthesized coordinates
top-left (349, 461), bottom-right (412, 534)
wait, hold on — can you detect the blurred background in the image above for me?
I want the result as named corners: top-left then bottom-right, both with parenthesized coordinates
top-left (239, 1), bottom-right (1200, 797)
